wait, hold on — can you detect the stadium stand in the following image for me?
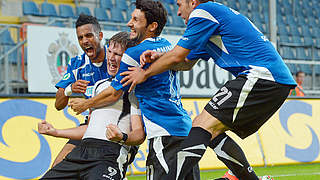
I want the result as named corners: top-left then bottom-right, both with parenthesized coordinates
top-left (1, 0), bottom-right (320, 94)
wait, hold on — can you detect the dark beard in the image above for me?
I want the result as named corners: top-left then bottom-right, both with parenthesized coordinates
top-left (131, 32), bottom-right (144, 44)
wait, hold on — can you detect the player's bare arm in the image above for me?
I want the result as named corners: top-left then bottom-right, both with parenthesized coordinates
top-left (69, 86), bottom-right (123, 114)
top-left (121, 45), bottom-right (191, 92)
top-left (106, 115), bottom-right (145, 146)
top-left (140, 49), bottom-right (199, 71)
top-left (55, 80), bottom-right (90, 110)
top-left (38, 120), bottom-right (88, 140)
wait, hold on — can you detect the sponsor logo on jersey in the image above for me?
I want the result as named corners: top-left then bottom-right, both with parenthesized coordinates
top-left (47, 32), bottom-right (78, 85)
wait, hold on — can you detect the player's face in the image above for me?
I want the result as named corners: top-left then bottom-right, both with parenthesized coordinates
top-left (127, 9), bottom-right (148, 43)
top-left (76, 24), bottom-right (102, 60)
top-left (107, 42), bottom-right (125, 76)
top-left (177, 0), bottom-right (194, 25)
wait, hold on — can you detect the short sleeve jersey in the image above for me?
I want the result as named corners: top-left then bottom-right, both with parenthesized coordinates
top-left (177, 2), bottom-right (296, 86)
top-left (55, 46), bottom-right (112, 99)
top-left (111, 37), bottom-right (192, 138)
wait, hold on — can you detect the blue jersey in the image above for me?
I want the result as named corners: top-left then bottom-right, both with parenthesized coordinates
top-left (56, 46), bottom-right (112, 99)
top-left (177, 2), bottom-right (296, 86)
top-left (111, 37), bottom-right (192, 138)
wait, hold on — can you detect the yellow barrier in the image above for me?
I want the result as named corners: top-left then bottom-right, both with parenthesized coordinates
top-left (0, 98), bottom-right (319, 179)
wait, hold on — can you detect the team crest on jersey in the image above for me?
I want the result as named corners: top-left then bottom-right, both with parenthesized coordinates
top-left (47, 32), bottom-right (78, 85)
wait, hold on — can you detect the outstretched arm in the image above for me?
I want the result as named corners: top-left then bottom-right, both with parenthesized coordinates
top-left (69, 86), bottom-right (123, 115)
top-left (38, 120), bottom-right (87, 140)
top-left (140, 49), bottom-right (197, 71)
top-left (121, 45), bottom-right (191, 92)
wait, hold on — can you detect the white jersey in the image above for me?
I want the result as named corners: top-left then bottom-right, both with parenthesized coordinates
top-left (82, 78), bottom-right (134, 141)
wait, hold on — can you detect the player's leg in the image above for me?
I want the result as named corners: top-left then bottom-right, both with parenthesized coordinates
top-left (206, 76), bottom-right (292, 180)
top-left (51, 143), bottom-right (76, 168)
top-left (174, 109), bottom-right (228, 180)
top-left (147, 136), bottom-right (200, 180)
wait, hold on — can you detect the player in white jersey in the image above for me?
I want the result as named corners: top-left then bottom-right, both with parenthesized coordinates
top-left (52, 14), bottom-right (114, 167)
top-left (68, 0), bottom-right (201, 179)
top-left (120, 0), bottom-right (295, 180)
top-left (38, 31), bottom-right (144, 179)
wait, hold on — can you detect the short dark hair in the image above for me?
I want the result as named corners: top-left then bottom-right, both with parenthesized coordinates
top-left (296, 71), bottom-right (305, 77)
top-left (108, 31), bottom-right (136, 50)
top-left (134, 0), bottom-right (167, 36)
top-left (75, 13), bottom-right (101, 33)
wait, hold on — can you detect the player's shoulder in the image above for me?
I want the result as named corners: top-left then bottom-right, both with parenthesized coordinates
top-left (69, 52), bottom-right (87, 68)
top-left (193, 2), bottom-right (228, 17)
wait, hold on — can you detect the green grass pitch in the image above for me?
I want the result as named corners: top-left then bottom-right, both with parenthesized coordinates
top-left (126, 163), bottom-right (320, 180)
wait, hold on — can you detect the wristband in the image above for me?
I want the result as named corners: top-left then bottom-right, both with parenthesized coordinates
top-left (119, 132), bottom-right (128, 144)
top-left (64, 84), bottom-right (72, 96)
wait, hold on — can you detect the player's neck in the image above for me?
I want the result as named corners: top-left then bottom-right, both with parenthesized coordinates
top-left (91, 46), bottom-right (105, 63)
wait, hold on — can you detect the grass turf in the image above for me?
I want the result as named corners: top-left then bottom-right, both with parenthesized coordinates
top-left (126, 163), bottom-right (320, 180)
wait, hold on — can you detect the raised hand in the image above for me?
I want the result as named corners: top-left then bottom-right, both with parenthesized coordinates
top-left (38, 120), bottom-right (57, 136)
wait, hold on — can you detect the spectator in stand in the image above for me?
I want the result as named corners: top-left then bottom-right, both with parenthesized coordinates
top-left (290, 71), bottom-right (305, 96)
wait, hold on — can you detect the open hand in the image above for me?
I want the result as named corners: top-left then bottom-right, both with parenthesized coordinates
top-left (120, 67), bottom-right (147, 92)
top-left (140, 50), bottom-right (161, 68)
top-left (68, 98), bottom-right (89, 115)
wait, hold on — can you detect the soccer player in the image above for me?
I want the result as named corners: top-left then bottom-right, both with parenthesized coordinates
top-left (120, 0), bottom-right (297, 180)
top-left (38, 31), bottom-right (145, 179)
top-left (69, 0), bottom-right (200, 179)
top-left (52, 14), bottom-right (113, 167)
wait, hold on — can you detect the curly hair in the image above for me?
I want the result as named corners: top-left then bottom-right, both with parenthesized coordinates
top-left (75, 13), bottom-right (101, 33)
top-left (134, 0), bottom-right (167, 36)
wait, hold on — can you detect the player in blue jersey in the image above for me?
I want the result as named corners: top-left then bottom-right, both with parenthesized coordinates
top-left (120, 0), bottom-right (296, 180)
top-left (52, 14), bottom-right (119, 167)
top-left (69, 0), bottom-right (200, 179)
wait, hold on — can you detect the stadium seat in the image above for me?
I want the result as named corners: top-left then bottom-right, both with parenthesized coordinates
top-left (279, 35), bottom-right (290, 44)
top-left (316, 39), bottom-right (320, 48)
top-left (94, 8), bottom-right (109, 21)
top-left (286, 63), bottom-right (298, 74)
top-left (288, 24), bottom-right (300, 37)
top-left (3, 45), bottom-right (19, 64)
top-left (23, 1), bottom-right (41, 16)
top-left (303, 36), bottom-right (313, 46)
top-left (76, 6), bottom-right (92, 17)
top-left (281, 46), bottom-right (295, 60)
top-left (291, 36), bottom-right (302, 44)
top-left (48, 17), bottom-right (66, 27)
top-left (41, 2), bottom-right (58, 17)
top-left (301, 26), bottom-right (312, 37)
top-left (296, 15), bottom-right (306, 26)
top-left (251, 1), bottom-right (259, 12)
top-left (238, 0), bottom-right (248, 13)
top-left (277, 25), bottom-right (289, 36)
top-left (59, 4), bottom-right (75, 18)
top-left (296, 47), bottom-right (312, 60)
top-left (0, 30), bottom-right (15, 46)
top-left (313, 27), bottom-right (320, 39)
top-left (285, 15), bottom-right (296, 25)
top-left (115, 0), bottom-right (128, 11)
top-left (100, 0), bottom-right (113, 8)
top-left (110, 8), bottom-right (125, 23)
